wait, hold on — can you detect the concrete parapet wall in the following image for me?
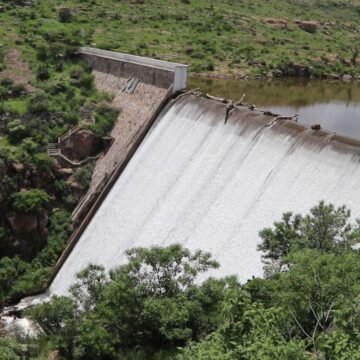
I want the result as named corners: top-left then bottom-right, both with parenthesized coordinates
top-left (79, 47), bottom-right (188, 93)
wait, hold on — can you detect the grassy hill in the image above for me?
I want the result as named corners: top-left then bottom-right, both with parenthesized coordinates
top-left (1, 0), bottom-right (359, 78)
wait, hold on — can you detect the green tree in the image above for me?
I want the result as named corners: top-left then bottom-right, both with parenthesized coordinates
top-left (271, 250), bottom-right (360, 358)
top-left (180, 287), bottom-right (309, 360)
top-left (69, 264), bottom-right (108, 312)
top-left (258, 201), bottom-right (359, 270)
top-left (99, 244), bottom-right (220, 349)
top-left (12, 188), bottom-right (50, 213)
top-left (6, 119), bottom-right (27, 143)
top-left (27, 245), bottom-right (224, 359)
top-left (27, 296), bottom-right (79, 358)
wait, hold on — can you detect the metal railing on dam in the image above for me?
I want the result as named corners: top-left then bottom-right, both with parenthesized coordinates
top-left (48, 94), bottom-right (360, 296)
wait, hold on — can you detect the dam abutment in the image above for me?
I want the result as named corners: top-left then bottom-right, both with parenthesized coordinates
top-left (79, 47), bottom-right (188, 93)
top-left (2, 50), bottom-right (189, 304)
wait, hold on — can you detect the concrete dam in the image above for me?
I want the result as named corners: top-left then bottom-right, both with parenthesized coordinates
top-left (9, 47), bottom-right (355, 298)
top-left (49, 92), bottom-right (360, 295)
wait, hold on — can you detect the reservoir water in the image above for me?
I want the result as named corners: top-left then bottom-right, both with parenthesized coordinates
top-left (189, 78), bottom-right (360, 140)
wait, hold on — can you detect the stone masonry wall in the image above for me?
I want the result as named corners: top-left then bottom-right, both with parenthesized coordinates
top-left (71, 71), bottom-right (170, 224)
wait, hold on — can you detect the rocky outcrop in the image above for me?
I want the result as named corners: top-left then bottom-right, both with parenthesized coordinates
top-left (264, 18), bottom-right (288, 29)
top-left (296, 20), bottom-right (318, 33)
top-left (292, 63), bottom-right (310, 77)
top-left (324, 73), bottom-right (340, 80)
top-left (30, 169), bottom-right (55, 189)
top-left (55, 167), bottom-right (74, 177)
top-left (70, 129), bottom-right (95, 159)
top-left (48, 350), bottom-right (61, 360)
top-left (6, 211), bottom-right (49, 236)
top-left (342, 74), bottom-right (353, 82)
top-left (11, 162), bottom-right (25, 173)
top-left (7, 212), bottom-right (38, 234)
top-left (59, 129), bottom-right (106, 161)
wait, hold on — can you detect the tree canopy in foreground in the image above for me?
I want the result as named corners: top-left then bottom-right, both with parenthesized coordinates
top-left (3, 201), bottom-right (360, 360)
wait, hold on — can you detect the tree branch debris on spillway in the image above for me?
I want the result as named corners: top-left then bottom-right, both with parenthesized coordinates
top-left (264, 114), bottom-right (299, 127)
top-left (172, 90), bottom-right (301, 128)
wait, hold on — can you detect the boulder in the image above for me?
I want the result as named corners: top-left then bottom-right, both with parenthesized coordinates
top-left (12, 162), bottom-right (25, 173)
top-left (265, 18), bottom-right (288, 29)
top-left (296, 21), bottom-right (318, 33)
top-left (38, 213), bottom-right (49, 233)
top-left (273, 69), bottom-right (283, 78)
top-left (324, 73), bottom-right (340, 80)
top-left (48, 350), bottom-right (61, 360)
top-left (342, 74), bottom-right (353, 82)
top-left (75, 129), bottom-right (95, 157)
top-left (292, 63), bottom-right (310, 77)
top-left (55, 167), bottom-right (74, 177)
top-left (7, 212), bottom-right (38, 234)
top-left (64, 129), bottom-right (95, 160)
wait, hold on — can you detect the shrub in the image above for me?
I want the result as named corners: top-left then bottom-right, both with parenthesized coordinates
top-left (33, 153), bottom-right (54, 171)
top-left (79, 73), bottom-right (94, 90)
top-left (74, 162), bottom-right (95, 189)
top-left (28, 93), bottom-right (49, 113)
top-left (90, 103), bottom-right (118, 136)
top-left (37, 65), bottom-right (50, 80)
top-left (21, 137), bottom-right (39, 154)
top-left (0, 78), bottom-right (14, 87)
top-left (59, 7), bottom-right (72, 23)
top-left (12, 188), bottom-right (50, 214)
top-left (6, 119), bottom-right (27, 143)
top-left (0, 338), bottom-right (23, 360)
top-left (10, 83), bottom-right (26, 97)
top-left (69, 65), bottom-right (84, 80)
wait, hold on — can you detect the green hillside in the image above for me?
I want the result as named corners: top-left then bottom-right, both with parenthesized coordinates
top-left (0, 0), bottom-right (359, 77)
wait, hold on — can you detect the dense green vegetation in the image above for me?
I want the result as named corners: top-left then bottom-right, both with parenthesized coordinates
top-left (0, 1), bottom-right (118, 304)
top-left (1, 0), bottom-right (359, 78)
top-left (2, 202), bottom-right (360, 359)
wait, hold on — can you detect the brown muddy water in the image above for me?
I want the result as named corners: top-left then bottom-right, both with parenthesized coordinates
top-left (189, 77), bottom-right (360, 140)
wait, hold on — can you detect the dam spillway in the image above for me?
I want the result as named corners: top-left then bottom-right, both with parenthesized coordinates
top-left (49, 95), bottom-right (360, 296)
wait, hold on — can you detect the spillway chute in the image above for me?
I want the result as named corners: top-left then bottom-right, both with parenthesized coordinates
top-left (46, 95), bottom-right (360, 296)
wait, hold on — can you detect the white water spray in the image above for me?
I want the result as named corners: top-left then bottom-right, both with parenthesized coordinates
top-left (49, 96), bottom-right (360, 295)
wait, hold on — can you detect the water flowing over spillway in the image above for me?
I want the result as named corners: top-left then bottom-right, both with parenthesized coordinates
top-left (49, 96), bottom-right (360, 295)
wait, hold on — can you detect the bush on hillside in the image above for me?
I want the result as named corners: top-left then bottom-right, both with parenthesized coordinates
top-left (12, 188), bottom-right (50, 214)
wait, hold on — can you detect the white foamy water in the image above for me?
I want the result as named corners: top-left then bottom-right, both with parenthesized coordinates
top-left (49, 96), bottom-right (360, 295)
